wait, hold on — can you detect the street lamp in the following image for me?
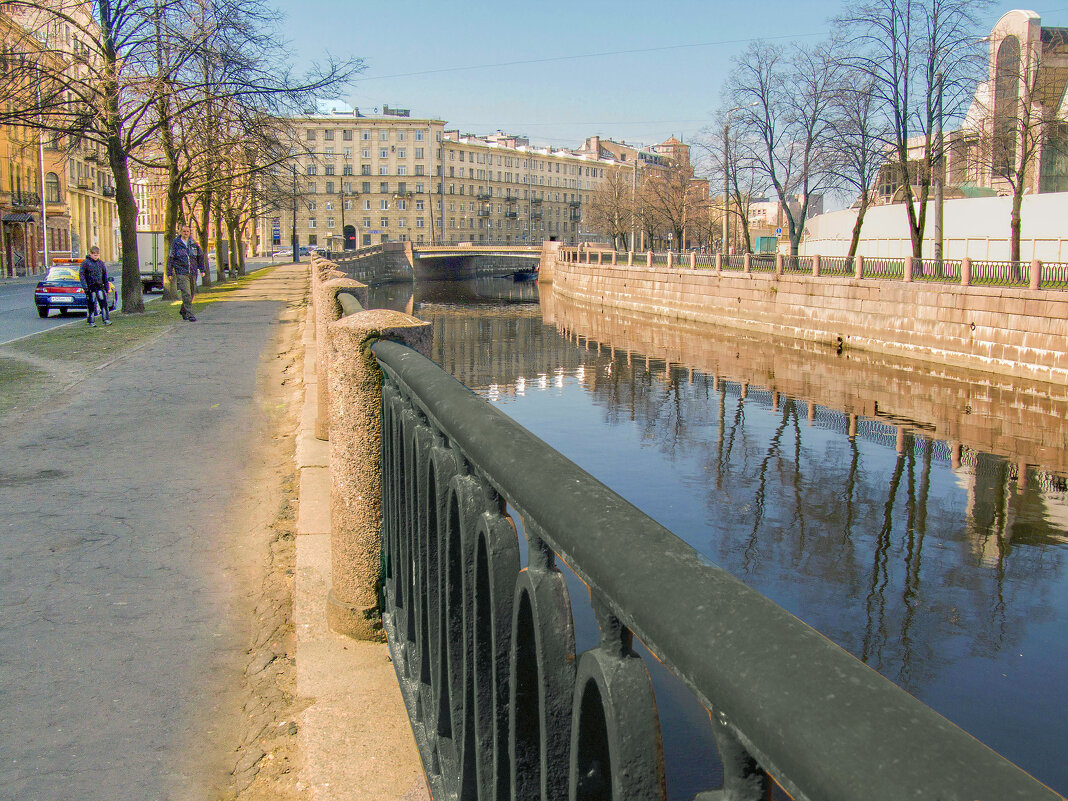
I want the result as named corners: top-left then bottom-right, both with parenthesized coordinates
top-left (292, 162), bottom-right (299, 264)
top-left (723, 102), bottom-right (757, 255)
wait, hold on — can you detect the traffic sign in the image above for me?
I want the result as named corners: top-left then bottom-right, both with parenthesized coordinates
top-left (776, 227), bottom-right (782, 235)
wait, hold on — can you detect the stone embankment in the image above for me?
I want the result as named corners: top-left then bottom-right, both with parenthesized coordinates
top-left (542, 249), bottom-right (1068, 386)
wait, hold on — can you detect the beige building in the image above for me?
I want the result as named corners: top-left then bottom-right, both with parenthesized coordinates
top-left (272, 109), bottom-right (618, 253)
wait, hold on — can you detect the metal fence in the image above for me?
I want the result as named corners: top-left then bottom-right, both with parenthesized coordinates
top-left (370, 337), bottom-right (1059, 801)
top-left (564, 249), bottom-right (1068, 290)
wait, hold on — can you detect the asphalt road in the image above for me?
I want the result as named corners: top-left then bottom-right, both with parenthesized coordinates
top-left (0, 264), bottom-right (302, 801)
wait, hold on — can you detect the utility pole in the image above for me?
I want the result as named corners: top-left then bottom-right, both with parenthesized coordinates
top-left (933, 70), bottom-right (944, 267)
top-left (292, 163), bottom-right (299, 263)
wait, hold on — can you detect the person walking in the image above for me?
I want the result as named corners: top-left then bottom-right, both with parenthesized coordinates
top-left (79, 246), bottom-right (111, 327)
top-left (167, 223), bottom-right (204, 321)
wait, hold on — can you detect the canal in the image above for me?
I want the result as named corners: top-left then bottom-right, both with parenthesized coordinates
top-left (367, 275), bottom-right (1068, 798)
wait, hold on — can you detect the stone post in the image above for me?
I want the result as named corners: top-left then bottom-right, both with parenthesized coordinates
top-left (855, 254), bottom-right (864, 280)
top-left (775, 253), bottom-right (783, 276)
top-left (743, 253), bottom-right (751, 274)
top-left (628, 250), bottom-right (634, 266)
top-left (597, 251), bottom-right (603, 265)
top-left (715, 253), bottom-right (722, 275)
top-left (812, 254), bottom-right (821, 277)
top-left (646, 250), bottom-right (653, 267)
top-left (667, 251), bottom-right (674, 269)
top-left (326, 310), bottom-right (432, 640)
top-left (611, 250), bottom-right (617, 266)
top-left (904, 257), bottom-right (914, 282)
top-left (961, 257), bottom-right (971, 286)
top-left (1030, 259), bottom-right (1042, 290)
top-left (315, 277), bottom-right (368, 441)
top-left (690, 251), bottom-right (697, 269)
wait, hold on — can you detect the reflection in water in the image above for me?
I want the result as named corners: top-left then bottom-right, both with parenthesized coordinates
top-left (368, 277), bottom-right (1068, 797)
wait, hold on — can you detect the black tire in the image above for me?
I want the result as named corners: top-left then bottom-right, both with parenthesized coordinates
top-left (37, 306), bottom-right (48, 318)
top-left (59, 309), bottom-right (69, 317)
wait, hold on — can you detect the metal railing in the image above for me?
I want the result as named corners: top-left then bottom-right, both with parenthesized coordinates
top-left (369, 335), bottom-right (1060, 801)
top-left (560, 248), bottom-right (1068, 290)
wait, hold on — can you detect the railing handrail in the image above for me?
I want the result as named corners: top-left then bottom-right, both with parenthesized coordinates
top-left (369, 337), bottom-right (1059, 801)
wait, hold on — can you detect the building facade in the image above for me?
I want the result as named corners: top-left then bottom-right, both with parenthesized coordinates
top-left (271, 110), bottom-right (620, 253)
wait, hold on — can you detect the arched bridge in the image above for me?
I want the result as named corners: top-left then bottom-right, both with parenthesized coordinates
top-left (333, 242), bottom-right (543, 282)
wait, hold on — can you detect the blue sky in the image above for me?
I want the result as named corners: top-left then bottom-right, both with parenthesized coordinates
top-left (275, 1), bottom-right (1068, 155)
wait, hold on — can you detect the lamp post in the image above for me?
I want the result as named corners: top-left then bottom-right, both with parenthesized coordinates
top-left (723, 103), bottom-right (757, 256)
top-left (291, 162), bottom-right (299, 264)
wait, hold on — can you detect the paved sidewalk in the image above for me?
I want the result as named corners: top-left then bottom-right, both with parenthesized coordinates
top-left (0, 262), bottom-right (428, 801)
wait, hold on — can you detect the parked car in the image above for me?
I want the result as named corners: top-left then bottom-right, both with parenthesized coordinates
top-left (298, 246), bottom-right (313, 257)
top-left (35, 265), bottom-right (118, 318)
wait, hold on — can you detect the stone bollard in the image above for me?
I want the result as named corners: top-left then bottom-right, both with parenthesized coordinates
top-left (628, 250), bottom-right (634, 266)
top-left (812, 254), bottom-right (821, 277)
top-left (690, 251), bottom-right (697, 269)
top-left (667, 251), bottom-right (674, 269)
top-left (904, 257), bottom-right (914, 282)
top-left (961, 257), bottom-right (971, 286)
top-left (326, 310), bottom-right (432, 640)
top-left (743, 253), bottom-right (751, 274)
top-left (611, 250), bottom-right (617, 265)
top-left (776, 253), bottom-right (783, 276)
top-left (715, 253), bottom-right (722, 275)
top-left (1030, 259), bottom-right (1042, 290)
top-left (855, 254), bottom-right (864, 280)
top-left (315, 277), bottom-right (368, 441)
top-left (646, 250), bottom-right (653, 267)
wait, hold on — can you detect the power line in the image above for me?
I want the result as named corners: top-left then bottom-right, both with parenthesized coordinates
top-left (357, 31), bottom-right (826, 82)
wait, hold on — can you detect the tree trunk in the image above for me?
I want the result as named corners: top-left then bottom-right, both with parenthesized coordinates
top-left (107, 135), bottom-right (143, 314)
top-left (846, 194), bottom-right (871, 260)
top-left (197, 193), bottom-right (212, 288)
top-left (213, 197), bottom-right (227, 283)
top-left (1010, 185), bottom-right (1024, 265)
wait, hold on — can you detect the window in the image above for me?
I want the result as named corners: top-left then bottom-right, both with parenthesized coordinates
top-left (397, 166), bottom-right (407, 176)
top-left (324, 147), bottom-right (334, 157)
top-left (380, 182), bottom-right (389, 193)
top-left (343, 130), bottom-right (353, 141)
top-left (397, 131), bottom-right (406, 141)
top-left (398, 149), bottom-right (406, 159)
top-left (308, 200), bottom-right (317, 210)
top-left (415, 148), bottom-right (424, 159)
top-left (363, 199), bottom-right (371, 210)
top-left (361, 165), bottom-right (371, 175)
top-left (325, 165), bottom-right (335, 176)
top-left (362, 148), bottom-right (370, 158)
top-left (325, 181), bottom-right (334, 193)
top-left (398, 218), bottom-right (407, 228)
top-left (308, 234), bottom-right (317, 245)
top-left (398, 182), bottom-right (407, 194)
top-left (379, 148), bottom-right (388, 159)
top-left (343, 200), bottom-right (352, 210)
top-left (361, 182), bottom-right (371, 193)
top-left (415, 199), bottom-right (424, 210)
top-left (416, 217), bottom-right (425, 228)
top-left (379, 166), bottom-right (389, 175)
top-left (325, 200), bottom-right (334, 210)
top-left (415, 130), bottom-right (425, 141)
top-left (344, 148), bottom-right (352, 159)
top-left (45, 172), bottom-right (61, 203)
top-left (324, 130), bottom-right (334, 141)
top-left (308, 218), bottom-right (317, 228)
top-left (327, 217), bottom-right (335, 228)
top-left (379, 130), bottom-right (388, 141)
top-left (343, 165), bottom-right (353, 176)
top-left (306, 164), bottom-right (317, 175)
top-left (361, 131), bottom-right (370, 140)
top-left (415, 165), bottom-right (424, 176)
top-left (397, 199), bottom-right (407, 210)
top-left (306, 129), bottom-right (316, 141)
top-left (363, 217), bottom-right (371, 227)
top-left (380, 216), bottom-right (389, 227)
top-left (380, 200), bottom-right (389, 210)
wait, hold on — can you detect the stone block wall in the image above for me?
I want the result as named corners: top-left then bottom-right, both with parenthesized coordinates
top-left (548, 258), bottom-right (1068, 385)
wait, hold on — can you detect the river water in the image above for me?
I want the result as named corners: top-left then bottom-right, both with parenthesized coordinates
top-left (368, 276), bottom-right (1068, 798)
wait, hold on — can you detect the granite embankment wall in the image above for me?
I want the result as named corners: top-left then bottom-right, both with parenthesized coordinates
top-left (545, 256), bottom-right (1068, 386)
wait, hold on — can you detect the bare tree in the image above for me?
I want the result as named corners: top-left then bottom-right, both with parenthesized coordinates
top-left (726, 39), bottom-right (840, 256)
top-left (641, 162), bottom-right (703, 250)
top-left (837, 0), bottom-right (990, 258)
top-left (828, 69), bottom-right (890, 258)
top-left (585, 167), bottom-right (635, 250)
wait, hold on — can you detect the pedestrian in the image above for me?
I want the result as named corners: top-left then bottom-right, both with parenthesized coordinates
top-left (79, 245), bottom-right (111, 327)
top-left (167, 223), bottom-right (204, 321)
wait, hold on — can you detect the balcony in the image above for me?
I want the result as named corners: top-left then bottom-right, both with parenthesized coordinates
top-left (9, 192), bottom-right (41, 209)
top-left (529, 196), bottom-right (542, 205)
top-left (530, 210), bottom-right (543, 220)
top-left (570, 211), bottom-right (582, 222)
top-left (568, 198), bottom-right (581, 207)
top-left (504, 193), bottom-right (518, 203)
top-left (102, 185), bottom-right (116, 198)
top-left (476, 191), bottom-right (492, 201)
top-left (505, 211), bottom-right (518, 218)
top-left (84, 149), bottom-right (99, 162)
top-left (477, 209), bottom-right (491, 217)
top-left (76, 177), bottom-right (92, 190)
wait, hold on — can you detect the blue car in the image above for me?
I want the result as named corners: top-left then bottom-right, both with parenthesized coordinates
top-left (35, 265), bottom-right (118, 318)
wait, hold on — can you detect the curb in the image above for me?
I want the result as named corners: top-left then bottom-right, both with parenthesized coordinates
top-left (293, 298), bottom-right (430, 800)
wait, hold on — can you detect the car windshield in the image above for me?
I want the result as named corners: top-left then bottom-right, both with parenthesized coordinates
top-left (45, 267), bottom-right (79, 281)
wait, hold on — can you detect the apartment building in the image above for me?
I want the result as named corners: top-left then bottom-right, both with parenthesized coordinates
top-left (272, 109), bottom-right (617, 252)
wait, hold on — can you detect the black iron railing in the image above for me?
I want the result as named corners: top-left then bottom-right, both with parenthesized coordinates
top-left (370, 337), bottom-right (1059, 801)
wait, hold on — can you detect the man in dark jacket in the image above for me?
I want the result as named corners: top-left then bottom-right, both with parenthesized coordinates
top-left (166, 224), bottom-right (204, 321)
top-left (79, 246), bottom-right (111, 327)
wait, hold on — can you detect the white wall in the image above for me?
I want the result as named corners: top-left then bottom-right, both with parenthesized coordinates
top-left (800, 192), bottom-right (1068, 261)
